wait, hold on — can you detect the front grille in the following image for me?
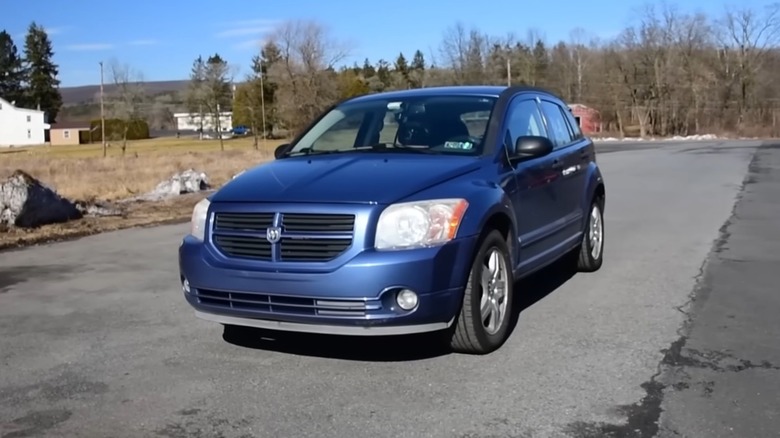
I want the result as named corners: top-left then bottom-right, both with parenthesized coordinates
top-left (214, 212), bottom-right (274, 231)
top-left (196, 288), bottom-right (378, 317)
top-left (211, 211), bottom-right (356, 262)
top-left (213, 235), bottom-right (271, 260)
top-left (281, 213), bottom-right (355, 232)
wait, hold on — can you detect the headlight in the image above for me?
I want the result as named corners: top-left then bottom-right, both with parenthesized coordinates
top-left (374, 198), bottom-right (469, 250)
top-left (191, 198), bottom-right (210, 241)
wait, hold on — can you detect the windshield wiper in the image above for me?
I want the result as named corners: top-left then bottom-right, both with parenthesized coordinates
top-left (286, 143), bottom-right (434, 157)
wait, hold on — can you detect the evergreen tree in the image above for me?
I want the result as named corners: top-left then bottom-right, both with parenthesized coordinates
top-left (409, 50), bottom-right (426, 88)
top-left (532, 39), bottom-right (549, 87)
top-left (376, 59), bottom-right (391, 88)
top-left (361, 58), bottom-right (375, 78)
top-left (22, 22), bottom-right (62, 122)
top-left (0, 30), bottom-right (26, 104)
top-left (257, 40), bottom-right (281, 107)
top-left (411, 50), bottom-right (426, 71)
top-left (394, 52), bottom-right (410, 88)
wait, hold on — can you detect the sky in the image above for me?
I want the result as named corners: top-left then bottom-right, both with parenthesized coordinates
top-left (0, 0), bottom-right (770, 87)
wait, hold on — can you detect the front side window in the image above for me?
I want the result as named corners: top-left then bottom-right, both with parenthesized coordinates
top-left (504, 99), bottom-right (546, 155)
top-left (288, 95), bottom-right (498, 156)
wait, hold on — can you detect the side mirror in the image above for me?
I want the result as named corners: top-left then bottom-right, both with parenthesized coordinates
top-left (509, 136), bottom-right (554, 162)
top-left (274, 143), bottom-right (292, 159)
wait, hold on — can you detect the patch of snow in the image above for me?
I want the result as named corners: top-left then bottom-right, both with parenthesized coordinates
top-left (0, 170), bottom-right (83, 228)
top-left (591, 134), bottom-right (723, 142)
top-left (665, 134), bottom-right (719, 141)
top-left (125, 169), bottom-right (212, 202)
top-left (74, 201), bottom-right (124, 217)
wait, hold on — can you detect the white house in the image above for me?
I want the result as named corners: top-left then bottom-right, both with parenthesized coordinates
top-left (173, 111), bottom-right (233, 133)
top-left (0, 97), bottom-right (50, 147)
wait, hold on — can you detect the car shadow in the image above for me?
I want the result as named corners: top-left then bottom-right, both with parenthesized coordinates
top-left (221, 254), bottom-right (578, 362)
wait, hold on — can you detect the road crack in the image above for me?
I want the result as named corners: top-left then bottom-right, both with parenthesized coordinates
top-left (561, 143), bottom-right (766, 438)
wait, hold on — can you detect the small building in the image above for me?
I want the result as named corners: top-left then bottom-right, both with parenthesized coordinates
top-left (49, 121), bottom-right (92, 146)
top-left (0, 97), bottom-right (50, 147)
top-left (568, 103), bottom-right (601, 135)
top-left (173, 111), bottom-right (233, 134)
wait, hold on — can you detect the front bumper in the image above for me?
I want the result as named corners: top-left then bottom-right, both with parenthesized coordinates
top-left (178, 234), bottom-right (479, 336)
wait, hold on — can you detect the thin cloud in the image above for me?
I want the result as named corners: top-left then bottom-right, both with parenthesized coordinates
top-left (128, 39), bottom-right (158, 46)
top-left (13, 25), bottom-right (68, 40)
top-left (215, 18), bottom-right (280, 39)
top-left (65, 43), bottom-right (114, 51)
top-left (219, 18), bottom-right (280, 28)
top-left (46, 26), bottom-right (68, 35)
top-left (233, 39), bottom-right (266, 50)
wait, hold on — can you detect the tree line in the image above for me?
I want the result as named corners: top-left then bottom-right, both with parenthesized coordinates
top-left (0, 22), bottom-right (62, 123)
top-left (226, 2), bottom-right (780, 139)
top-left (4, 2), bottom-right (779, 142)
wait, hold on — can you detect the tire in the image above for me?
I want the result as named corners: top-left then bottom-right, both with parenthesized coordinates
top-left (576, 196), bottom-right (605, 272)
top-left (450, 229), bottom-right (515, 355)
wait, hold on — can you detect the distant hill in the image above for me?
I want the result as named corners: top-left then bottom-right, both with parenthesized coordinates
top-left (60, 80), bottom-right (191, 105)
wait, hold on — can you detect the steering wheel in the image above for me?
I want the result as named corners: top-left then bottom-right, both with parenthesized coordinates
top-left (396, 121), bottom-right (431, 147)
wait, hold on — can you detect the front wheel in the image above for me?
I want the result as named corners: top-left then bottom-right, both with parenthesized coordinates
top-left (450, 230), bottom-right (515, 355)
top-left (576, 197), bottom-right (605, 272)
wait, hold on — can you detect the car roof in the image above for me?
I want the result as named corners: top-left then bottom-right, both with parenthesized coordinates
top-left (344, 85), bottom-right (561, 104)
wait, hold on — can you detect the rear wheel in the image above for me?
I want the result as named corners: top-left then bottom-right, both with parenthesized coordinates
top-left (576, 197), bottom-right (604, 272)
top-left (450, 230), bottom-right (514, 354)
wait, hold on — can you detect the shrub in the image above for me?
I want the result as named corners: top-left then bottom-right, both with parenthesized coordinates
top-left (89, 118), bottom-right (150, 141)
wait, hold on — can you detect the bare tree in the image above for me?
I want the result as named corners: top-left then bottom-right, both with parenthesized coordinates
top-left (715, 3), bottom-right (780, 130)
top-left (106, 59), bottom-right (146, 155)
top-left (265, 19), bottom-right (352, 135)
top-left (439, 23), bottom-right (491, 84)
top-left (185, 56), bottom-right (207, 137)
top-left (186, 54), bottom-right (234, 150)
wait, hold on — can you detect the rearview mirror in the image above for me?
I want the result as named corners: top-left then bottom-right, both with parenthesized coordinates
top-left (510, 136), bottom-right (554, 162)
top-left (274, 143), bottom-right (292, 159)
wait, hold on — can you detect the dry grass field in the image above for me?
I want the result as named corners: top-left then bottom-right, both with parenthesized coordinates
top-left (0, 135), bottom-right (286, 201)
top-left (0, 135), bottom-right (287, 250)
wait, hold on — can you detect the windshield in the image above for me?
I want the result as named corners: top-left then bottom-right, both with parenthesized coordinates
top-left (287, 94), bottom-right (497, 156)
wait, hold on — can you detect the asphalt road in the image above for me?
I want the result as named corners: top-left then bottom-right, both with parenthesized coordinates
top-left (0, 139), bottom-right (776, 438)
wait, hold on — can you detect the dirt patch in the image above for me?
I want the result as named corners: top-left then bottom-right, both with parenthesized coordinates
top-left (0, 193), bottom-right (206, 251)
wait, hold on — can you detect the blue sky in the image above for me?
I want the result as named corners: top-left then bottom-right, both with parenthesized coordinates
top-left (0, 0), bottom-right (767, 87)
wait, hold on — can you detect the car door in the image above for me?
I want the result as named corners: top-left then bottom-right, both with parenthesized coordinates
top-left (502, 96), bottom-right (562, 269)
top-left (538, 99), bottom-right (587, 246)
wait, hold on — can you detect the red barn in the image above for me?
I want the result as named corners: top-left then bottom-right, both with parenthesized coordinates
top-left (567, 103), bottom-right (601, 135)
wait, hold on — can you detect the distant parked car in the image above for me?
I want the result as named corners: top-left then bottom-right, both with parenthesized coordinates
top-left (178, 85), bottom-right (606, 354)
top-left (232, 125), bottom-right (250, 135)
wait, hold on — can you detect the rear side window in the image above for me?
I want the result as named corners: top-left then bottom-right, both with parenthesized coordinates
top-left (540, 100), bottom-right (573, 148)
top-left (561, 106), bottom-right (583, 139)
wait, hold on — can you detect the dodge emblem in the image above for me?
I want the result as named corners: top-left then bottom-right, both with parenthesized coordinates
top-left (266, 226), bottom-right (282, 243)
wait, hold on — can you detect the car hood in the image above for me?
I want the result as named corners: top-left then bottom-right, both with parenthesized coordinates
top-left (211, 153), bottom-right (483, 205)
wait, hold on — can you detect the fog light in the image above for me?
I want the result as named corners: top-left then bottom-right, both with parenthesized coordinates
top-left (396, 289), bottom-right (418, 310)
top-left (182, 278), bottom-right (191, 293)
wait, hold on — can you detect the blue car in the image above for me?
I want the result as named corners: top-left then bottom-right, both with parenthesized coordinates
top-left (179, 85), bottom-right (606, 354)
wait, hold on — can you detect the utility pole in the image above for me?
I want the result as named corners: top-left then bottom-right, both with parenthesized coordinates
top-left (259, 59), bottom-right (267, 149)
top-left (99, 61), bottom-right (106, 157)
top-left (506, 57), bottom-right (511, 86)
